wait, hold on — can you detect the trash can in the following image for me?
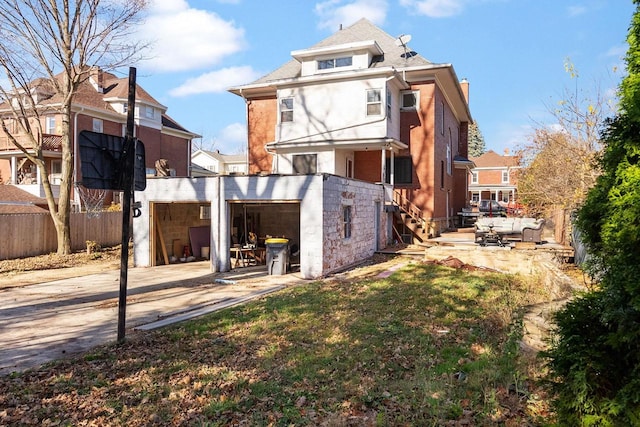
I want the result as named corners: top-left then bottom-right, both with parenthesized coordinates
top-left (265, 238), bottom-right (289, 275)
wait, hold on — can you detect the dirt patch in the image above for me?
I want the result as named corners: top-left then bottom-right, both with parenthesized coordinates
top-left (0, 245), bottom-right (127, 289)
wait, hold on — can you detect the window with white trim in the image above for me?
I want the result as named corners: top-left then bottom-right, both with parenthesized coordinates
top-left (471, 171), bottom-right (478, 184)
top-left (317, 56), bottom-right (352, 70)
top-left (92, 118), bottom-right (103, 133)
top-left (145, 106), bottom-right (154, 119)
top-left (45, 116), bottom-right (56, 134)
top-left (400, 90), bottom-right (419, 110)
top-left (280, 97), bottom-right (294, 123)
top-left (502, 170), bottom-right (509, 183)
top-left (366, 89), bottom-right (382, 116)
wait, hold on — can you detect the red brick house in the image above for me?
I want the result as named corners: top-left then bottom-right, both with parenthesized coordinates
top-left (468, 150), bottom-right (520, 205)
top-left (0, 67), bottom-right (198, 210)
top-left (229, 19), bottom-right (473, 240)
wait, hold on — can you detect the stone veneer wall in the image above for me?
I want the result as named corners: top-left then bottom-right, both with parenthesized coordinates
top-left (322, 175), bottom-right (386, 276)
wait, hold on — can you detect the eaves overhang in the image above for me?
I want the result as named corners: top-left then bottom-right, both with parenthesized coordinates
top-left (265, 137), bottom-right (407, 152)
top-left (400, 63), bottom-right (472, 124)
top-left (229, 67), bottom-right (409, 98)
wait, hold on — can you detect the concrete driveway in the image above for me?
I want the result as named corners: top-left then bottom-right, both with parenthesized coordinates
top-left (0, 262), bottom-right (307, 376)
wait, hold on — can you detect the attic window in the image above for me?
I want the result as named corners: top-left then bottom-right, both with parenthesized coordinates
top-left (317, 56), bottom-right (352, 70)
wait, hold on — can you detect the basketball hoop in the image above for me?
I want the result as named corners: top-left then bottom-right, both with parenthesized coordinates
top-left (75, 183), bottom-right (107, 218)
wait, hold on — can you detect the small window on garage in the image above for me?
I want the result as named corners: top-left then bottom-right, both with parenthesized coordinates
top-left (343, 205), bottom-right (352, 239)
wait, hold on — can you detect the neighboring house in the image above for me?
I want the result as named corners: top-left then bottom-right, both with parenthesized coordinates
top-left (0, 67), bottom-right (199, 209)
top-left (468, 150), bottom-right (520, 204)
top-left (191, 149), bottom-right (247, 176)
top-left (228, 18), bottom-right (473, 240)
top-left (132, 19), bottom-right (474, 278)
top-left (0, 185), bottom-right (48, 214)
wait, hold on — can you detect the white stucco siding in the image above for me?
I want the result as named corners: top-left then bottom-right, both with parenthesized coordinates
top-left (277, 78), bottom-right (391, 143)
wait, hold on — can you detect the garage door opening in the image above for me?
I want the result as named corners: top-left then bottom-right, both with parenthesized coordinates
top-left (149, 202), bottom-right (211, 266)
top-left (229, 202), bottom-right (300, 271)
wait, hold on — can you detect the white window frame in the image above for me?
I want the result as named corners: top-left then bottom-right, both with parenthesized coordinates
top-left (502, 170), bottom-right (510, 183)
top-left (471, 171), bottom-right (478, 184)
top-left (145, 106), bottom-right (154, 119)
top-left (400, 90), bottom-right (419, 110)
top-left (366, 89), bottom-right (382, 116)
top-left (50, 159), bottom-right (62, 184)
top-left (317, 56), bottom-right (353, 71)
top-left (280, 97), bottom-right (294, 123)
top-left (92, 118), bottom-right (103, 133)
top-left (45, 116), bottom-right (56, 134)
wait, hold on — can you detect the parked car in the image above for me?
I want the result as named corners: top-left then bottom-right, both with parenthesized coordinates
top-left (478, 200), bottom-right (507, 216)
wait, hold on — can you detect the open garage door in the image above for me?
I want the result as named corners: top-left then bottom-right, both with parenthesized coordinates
top-left (229, 201), bottom-right (301, 268)
top-left (149, 202), bottom-right (212, 266)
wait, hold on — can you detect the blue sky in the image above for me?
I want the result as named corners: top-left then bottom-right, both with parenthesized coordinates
top-left (132, 0), bottom-right (635, 155)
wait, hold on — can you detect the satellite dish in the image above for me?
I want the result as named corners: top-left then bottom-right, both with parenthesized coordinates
top-left (395, 34), bottom-right (412, 47)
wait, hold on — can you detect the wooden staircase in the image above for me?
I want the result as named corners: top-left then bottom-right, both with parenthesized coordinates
top-left (392, 190), bottom-right (427, 243)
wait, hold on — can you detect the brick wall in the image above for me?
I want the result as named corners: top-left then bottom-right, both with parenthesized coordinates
top-left (247, 97), bottom-right (277, 174)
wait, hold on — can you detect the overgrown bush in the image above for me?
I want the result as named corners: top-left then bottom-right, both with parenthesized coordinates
top-left (544, 2), bottom-right (640, 424)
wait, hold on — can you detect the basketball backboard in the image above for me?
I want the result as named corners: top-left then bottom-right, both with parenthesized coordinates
top-left (78, 130), bottom-right (146, 191)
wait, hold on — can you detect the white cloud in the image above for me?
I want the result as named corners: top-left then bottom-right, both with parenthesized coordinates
top-left (169, 66), bottom-right (261, 97)
top-left (399, 0), bottom-right (465, 18)
top-left (219, 122), bottom-right (247, 145)
top-left (567, 5), bottom-right (587, 17)
top-left (315, 0), bottom-right (388, 30)
top-left (139, 0), bottom-right (246, 72)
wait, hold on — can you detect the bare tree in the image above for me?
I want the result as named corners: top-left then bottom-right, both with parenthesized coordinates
top-left (516, 59), bottom-right (617, 215)
top-left (0, 0), bottom-right (148, 255)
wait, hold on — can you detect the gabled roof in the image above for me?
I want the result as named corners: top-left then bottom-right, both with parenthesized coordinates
top-left (250, 18), bottom-right (431, 85)
top-left (0, 68), bottom-right (196, 137)
top-left (229, 18), bottom-right (472, 124)
top-left (470, 150), bottom-right (519, 168)
top-left (0, 185), bottom-right (48, 214)
top-left (196, 150), bottom-right (246, 163)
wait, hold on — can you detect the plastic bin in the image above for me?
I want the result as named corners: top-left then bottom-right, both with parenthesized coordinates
top-left (265, 238), bottom-right (289, 275)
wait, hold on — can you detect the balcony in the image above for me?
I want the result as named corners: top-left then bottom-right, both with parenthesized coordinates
top-left (0, 134), bottom-right (63, 152)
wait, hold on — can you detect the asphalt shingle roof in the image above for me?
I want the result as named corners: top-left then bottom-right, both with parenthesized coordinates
top-left (252, 18), bottom-right (432, 85)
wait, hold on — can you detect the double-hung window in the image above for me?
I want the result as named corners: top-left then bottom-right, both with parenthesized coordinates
top-left (471, 171), bottom-right (479, 184)
top-left (366, 89), bottom-right (382, 116)
top-left (280, 97), bottom-right (294, 123)
top-left (45, 116), bottom-right (56, 134)
top-left (502, 170), bottom-right (510, 183)
top-left (92, 118), bottom-right (103, 133)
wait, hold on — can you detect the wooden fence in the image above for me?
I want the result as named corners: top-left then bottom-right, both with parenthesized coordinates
top-left (0, 211), bottom-right (122, 260)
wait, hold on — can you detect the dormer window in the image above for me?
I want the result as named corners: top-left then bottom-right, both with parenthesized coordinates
top-left (317, 56), bottom-right (353, 70)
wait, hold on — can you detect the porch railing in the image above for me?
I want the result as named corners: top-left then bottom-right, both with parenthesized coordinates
top-left (0, 134), bottom-right (62, 151)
